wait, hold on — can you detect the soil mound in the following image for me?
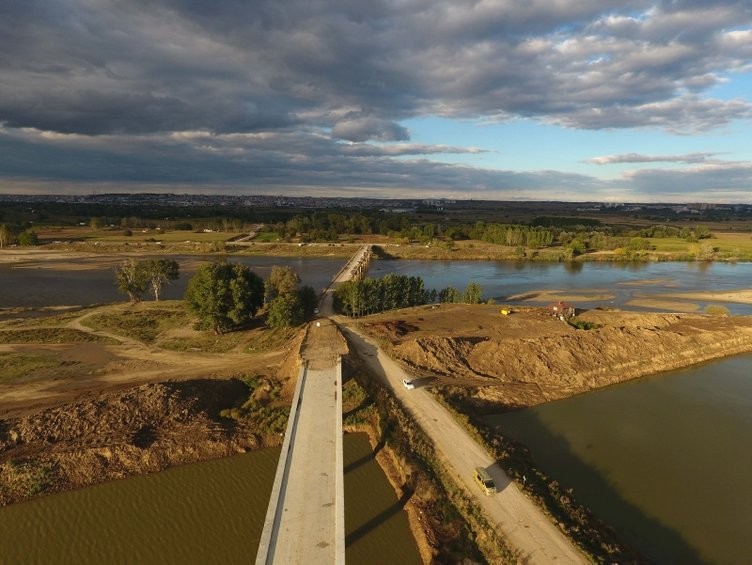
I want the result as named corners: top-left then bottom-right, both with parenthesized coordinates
top-left (0, 379), bottom-right (269, 506)
top-left (363, 304), bottom-right (752, 407)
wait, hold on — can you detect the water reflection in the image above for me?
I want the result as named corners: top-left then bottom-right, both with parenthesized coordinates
top-left (344, 434), bottom-right (422, 564)
top-left (372, 260), bottom-right (752, 314)
top-left (487, 354), bottom-right (752, 563)
top-left (0, 256), bottom-right (344, 308)
top-left (6, 257), bottom-right (752, 312)
top-left (490, 410), bottom-right (700, 562)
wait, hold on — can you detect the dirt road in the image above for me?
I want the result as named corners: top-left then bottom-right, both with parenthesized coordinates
top-left (339, 322), bottom-right (586, 564)
top-left (0, 306), bottom-right (286, 418)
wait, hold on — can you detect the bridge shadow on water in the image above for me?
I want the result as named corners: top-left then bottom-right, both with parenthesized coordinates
top-left (342, 432), bottom-right (422, 563)
top-left (345, 484), bottom-right (413, 548)
top-left (493, 409), bottom-right (704, 563)
top-left (343, 433), bottom-right (386, 474)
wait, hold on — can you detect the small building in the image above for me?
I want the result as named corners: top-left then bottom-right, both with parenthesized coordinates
top-left (550, 301), bottom-right (575, 320)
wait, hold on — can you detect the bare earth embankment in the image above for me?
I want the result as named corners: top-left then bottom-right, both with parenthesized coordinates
top-left (361, 304), bottom-right (752, 408)
top-left (4, 295), bottom-right (752, 560)
top-left (0, 302), bottom-right (302, 506)
top-left (0, 380), bottom-right (265, 506)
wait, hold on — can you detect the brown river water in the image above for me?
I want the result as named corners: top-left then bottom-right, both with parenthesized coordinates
top-left (0, 433), bottom-right (420, 564)
top-left (487, 353), bottom-right (752, 564)
top-left (4, 257), bottom-right (752, 561)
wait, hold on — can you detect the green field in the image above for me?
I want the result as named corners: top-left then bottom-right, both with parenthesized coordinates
top-left (0, 353), bottom-right (60, 383)
top-left (253, 231), bottom-right (280, 242)
top-left (90, 230), bottom-right (244, 243)
top-left (83, 301), bottom-right (192, 344)
top-left (648, 232), bottom-right (752, 259)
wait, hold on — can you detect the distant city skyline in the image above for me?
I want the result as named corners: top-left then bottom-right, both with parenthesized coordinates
top-left (1, 1), bottom-right (751, 202)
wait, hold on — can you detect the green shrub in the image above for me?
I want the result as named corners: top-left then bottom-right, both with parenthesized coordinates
top-left (705, 304), bottom-right (730, 317)
top-left (567, 317), bottom-right (601, 330)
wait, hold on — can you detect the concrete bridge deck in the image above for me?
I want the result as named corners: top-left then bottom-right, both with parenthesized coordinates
top-left (254, 361), bottom-right (344, 565)
top-left (255, 246), bottom-right (371, 565)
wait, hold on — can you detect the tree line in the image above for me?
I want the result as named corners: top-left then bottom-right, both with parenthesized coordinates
top-left (0, 223), bottom-right (38, 248)
top-left (334, 274), bottom-right (484, 317)
top-left (115, 260), bottom-right (317, 333)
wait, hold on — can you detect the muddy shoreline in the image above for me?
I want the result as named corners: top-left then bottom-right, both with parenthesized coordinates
top-left (0, 379), bottom-right (283, 507)
top-left (4, 300), bottom-right (752, 562)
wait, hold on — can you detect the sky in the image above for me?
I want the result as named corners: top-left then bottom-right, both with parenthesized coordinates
top-left (1, 0), bottom-right (751, 203)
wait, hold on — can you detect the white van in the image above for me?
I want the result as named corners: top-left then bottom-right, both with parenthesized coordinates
top-left (473, 467), bottom-right (497, 495)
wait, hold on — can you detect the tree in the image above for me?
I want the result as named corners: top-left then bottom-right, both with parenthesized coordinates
top-left (114, 258), bottom-right (148, 302)
top-left (298, 285), bottom-right (318, 319)
top-left (439, 286), bottom-right (461, 303)
top-left (261, 265), bottom-right (315, 328)
top-left (567, 238), bottom-right (586, 256)
top-left (266, 295), bottom-right (304, 328)
top-left (90, 217), bottom-right (105, 230)
top-left (334, 275), bottom-right (430, 316)
top-left (462, 282), bottom-right (482, 304)
top-left (17, 230), bottom-right (38, 246)
top-left (265, 265), bottom-right (301, 302)
top-left (0, 224), bottom-right (13, 248)
top-left (142, 259), bottom-right (180, 301)
top-left (184, 262), bottom-right (264, 333)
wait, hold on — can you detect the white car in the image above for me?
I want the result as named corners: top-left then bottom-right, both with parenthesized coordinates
top-left (402, 379), bottom-right (415, 390)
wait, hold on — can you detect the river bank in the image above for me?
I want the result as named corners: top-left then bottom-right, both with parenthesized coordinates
top-left (360, 304), bottom-right (752, 408)
top-left (5, 230), bottom-right (752, 265)
top-left (0, 378), bottom-right (280, 507)
top-left (0, 333), bottom-right (469, 564)
top-left (4, 297), bottom-right (752, 561)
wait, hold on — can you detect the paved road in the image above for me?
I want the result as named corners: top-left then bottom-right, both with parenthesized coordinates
top-left (256, 363), bottom-right (344, 565)
top-left (256, 246), bottom-right (370, 564)
top-left (339, 324), bottom-right (587, 564)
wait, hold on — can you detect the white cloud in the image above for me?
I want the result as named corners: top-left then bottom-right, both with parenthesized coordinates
top-left (586, 152), bottom-right (720, 165)
top-left (0, 1), bottom-right (751, 197)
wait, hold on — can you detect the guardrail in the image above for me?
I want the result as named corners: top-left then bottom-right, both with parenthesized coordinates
top-left (255, 365), bottom-right (308, 565)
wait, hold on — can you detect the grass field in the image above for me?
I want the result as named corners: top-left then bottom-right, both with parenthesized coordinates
top-left (80, 300), bottom-right (300, 353)
top-left (0, 353), bottom-right (60, 383)
top-left (82, 301), bottom-right (192, 344)
top-left (35, 226), bottom-right (244, 243)
top-left (648, 232), bottom-right (752, 259)
top-left (710, 232), bottom-right (752, 253)
top-left (89, 230), bottom-right (244, 243)
top-left (23, 223), bottom-right (752, 262)
top-left (253, 231), bottom-right (280, 242)
top-left (0, 328), bottom-right (117, 344)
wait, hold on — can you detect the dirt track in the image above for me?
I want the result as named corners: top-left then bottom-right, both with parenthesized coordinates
top-left (0, 306), bottom-right (288, 418)
top-left (4, 295), bottom-right (752, 559)
top-left (0, 303), bottom-right (302, 507)
top-left (360, 303), bottom-right (752, 408)
top-left (340, 322), bottom-right (587, 563)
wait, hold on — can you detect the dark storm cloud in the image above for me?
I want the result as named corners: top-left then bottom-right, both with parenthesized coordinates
top-left (2, 0), bottom-right (750, 136)
top-left (0, 126), bottom-right (600, 196)
top-left (2, 126), bottom-right (749, 202)
top-left (0, 1), bottom-right (751, 196)
top-left (332, 118), bottom-right (409, 142)
top-left (622, 161), bottom-right (752, 194)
